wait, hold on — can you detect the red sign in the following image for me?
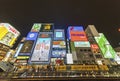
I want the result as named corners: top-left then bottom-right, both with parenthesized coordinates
top-left (91, 44), bottom-right (99, 49)
top-left (70, 31), bottom-right (87, 41)
top-left (9, 26), bottom-right (18, 34)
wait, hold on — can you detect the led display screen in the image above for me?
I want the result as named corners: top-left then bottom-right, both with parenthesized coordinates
top-left (40, 23), bottom-right (53, 32)
top-left (54, 29), bottom-right (65, 40)
top-left (26, 32), bottom-right (38, 40)
top-left (30, 38), bottom-right (51, 63)
top-left (95, 33), bottom-right (116, 58)
top-left (19, 41), bottom-right (34, 55)
top-left (31, 23), bottom-right (41, 32)
top-left (74, 41), bottom-right (90, 47)
top-left (56, 32), bottom-right (63, 37)
top-left (0, 23), bottom-right (20, 47)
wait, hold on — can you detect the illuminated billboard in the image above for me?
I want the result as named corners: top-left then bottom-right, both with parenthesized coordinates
top-left (40, 23), bottom-right (54, 32)
top-left (90, 44), bottom-right (100, 53)
top-left (17, 56), bottom-right (29, 59)
top-left (67, 26), bottom-right (84, 40)
top-left (74, 41), bottom-right (90, 47)
top-left (0, 23), bottom-right (20, 47)
top-left (66, 54), bottom-right (73, 64)
top-left (70, 31), bottom-right (88, 41)
top-left (30, 38), bottom-right (51, 64)
top-left (94, 33), bottom-right (116, 58)
top-left (52, 50), bottom-right (66, 58)
top-left (104, 45), bottom-right (116, 58)
top-left (19, 41), bottom-right (34, 56)
top-left (26, 32), bottom-right (38, 40)
top-left (54, 29), bottom-right (65, 40)
top-left (68, 26), bottom-right (84, 31)
top-left (95, 33), bottom-right (110, 45)
top-left (53, 41), bottom-right (66, 48)
top-left (16, 60), bottom-right (27, 63)
top-left (31, 23), bottom-right (41, 32)
top-left (91, 44), bottom-right (99, 49)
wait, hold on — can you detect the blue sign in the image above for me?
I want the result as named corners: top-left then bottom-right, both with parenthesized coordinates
top-left (54, 29), bottom-right (65, 40)
top-left (67, 26), bottom-right (84, 40)
top-left (68, 26), bottom-right (84, 31)
top-left (52, 50), bottom-right (66, 58)
top-left (26, 32), bottom-right (38, 40)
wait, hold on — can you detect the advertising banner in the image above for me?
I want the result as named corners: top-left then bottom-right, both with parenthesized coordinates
top-left (104, 45), bottom-right (116, 58)
top-left (54, 29), bottom-right (65, 40)
top-left (31, 23), bottom-right (41, 32)
top-left (16, 59), bottom-right (27, 63)
top-left (17, 56), bottom-right (29, 59)
top-left (52, 50), bottom-right (66, 58)
top-left (95, 33), bottom-right (116, 58)
top-left (52, 41), bottom-right (66, 48)
top-left (94, 33), bottom-right (110, 45)
top-left (66, 54), bottom-right (73, 64)
top-left (74, 41), bottom-right (90, 47)
top-left (19, 41), bottom-right (34, 56)
top-left (67, 26), bottom-right (84, 40)
top-left (51, 58), bottom-right (64, 65)
top-left (30, 38), bottom-right (51, 63)
top-left (70, 31), bottom-right (87, 41)
top-left (26, 32), bottom-right (38, 40)
top-left (39, 32), bottom-right (53, 38)
top-left (40, 23), bottom-right (54, 32)
top-left (0, 23), bottom-right (20, 47)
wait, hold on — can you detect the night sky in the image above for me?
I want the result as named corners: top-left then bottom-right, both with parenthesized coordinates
top-left (0, 0), bottom-right (120, 48)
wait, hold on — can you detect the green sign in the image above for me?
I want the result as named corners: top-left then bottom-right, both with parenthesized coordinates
top-left (31, 23), bottom-right (41, 32)
top-left (94, 33), bottom-right (116, 58)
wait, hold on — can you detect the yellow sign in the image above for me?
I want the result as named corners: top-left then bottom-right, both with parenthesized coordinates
top-left (9, 38), bottom-right (16, 46)
top-left (44, 25), bottom-right (51, 30)
top-left (17, 56), bottom-right (29, 59)
top-left (0, 26), bottom-right (8, 40)
top-left (55, 65), bottom-right (66, 71)
top-left (98, 65), bottom-right (109, 71)
top-left (71, 65), bottom-right (98, 71)
top-left (0, 23), bottom-right (20, 47)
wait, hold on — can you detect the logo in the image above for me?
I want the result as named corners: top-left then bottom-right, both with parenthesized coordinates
top-left (29, 33), bottom-right (35, 38)
top-left (26, 32), bottom-right (38, 40)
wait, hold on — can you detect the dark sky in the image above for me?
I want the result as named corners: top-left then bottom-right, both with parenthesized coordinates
top-left (0, 0), bottom-right (120, 48)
